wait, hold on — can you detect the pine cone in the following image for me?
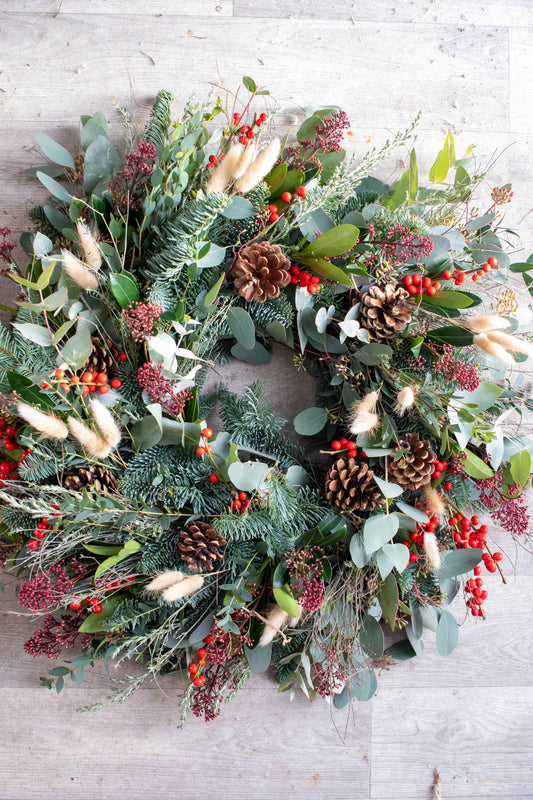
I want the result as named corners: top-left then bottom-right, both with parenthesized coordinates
top-left (63, 466), bottom-right (119, 495)
top-left (231, 242), bottom-right (291, 303)
top-left (387, 433), bottom-right (436, 490)
top-left (359, 284), bottom-right (412, 342)
top-left (84, 335), bottom-right (120, 377)
top-left (325, 457), bottom-right (382, 512)
top-left (178, 521), bottom-right (227, 572)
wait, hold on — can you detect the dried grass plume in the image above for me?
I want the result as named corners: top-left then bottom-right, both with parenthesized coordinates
top-left (423, 530), bottom-right (442, 570)
top-left (464, 314), bottom-right (511, 333)
top-left (259, 603), bottom-right (302, 646)
top-left (205, 144), bottom-right (244, 194)
top-left (486, 329), bottom-right (533, 358)
top-left (145, 570), bottom-right (185, 593)
top-left (76, 220), bottom-right (102, 269)
top-left (89, 398), bottom-right (121, 451)
top-left (61, 249), bottom-right (99, 291)
top-left (162, 574), bottom-right (204, 603)
top-left (231, 140), bottom-right (257, 181)
top-left (17, 402), bottom-right (68, 440)
top-left (393, 386), bottom-right (416, 417)
top-left (420, 485), bottom-right (447, 517)
top-left (473, 333), bottom-right (514, 365)
top-left (235, 138), bottom-right (281, 193)
top-left (348, 390), bottom-right (380, 435)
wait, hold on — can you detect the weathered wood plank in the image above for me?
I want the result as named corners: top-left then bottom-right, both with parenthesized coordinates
top-left (371, 686), bottom-right (533, 798)
top-left (3, 0), bottom-right (233, 16)
top-left (510, 27), bottom-right (533, 133)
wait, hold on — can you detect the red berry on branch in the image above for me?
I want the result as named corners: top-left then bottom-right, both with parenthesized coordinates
top-left (119, 352), bottom-right (128, 362)
top-left (493, 551), bottom-right (503, 561)
top-left (194, 674), bottom-right (207, 687)
top-left (238, 491), bottom-right (247, 502)
top-left (425, 286), bottom-right (436, 296)
top-left (93, 604), bottom-right (103, 614)
top-left (486, 560), bottom-right (497, 573)
top-left (470, 515), bottom-right (480, 526)
top-left (422, 277), bottom-right (432, 288)
top-left (347, 449), bottom-right (357, 458)
top-left (70, 601), bottom-right (82, 610)
top-left (110, 378), bottom-right (122, 389)
top-left (189, 662), bottom-right (199, 674)
top-left (28, 540), bottom-right (39, 550)
top-left (281, 191), bottom-right (292, 203)
top-left (331, 440), bottom-right (341, 450)
top-left (296, 186), bottom-right (307, 198)
top-left (201, 428), bottom-right (213, 439)
top-left (54, 368), bottom-right (65, 380)
top-left (209, 474), bottom-right (219, 484)
top-left (402, 275), bottom-right (412, 286)
top-left (431, 470), bottom-right (441, 480)
top-left (442, 270), bottom-right (452, 280)
top-left (269, 213), bottom-right (279, 223)
top-left (81, 372), bottom-right (94, 383)
top-left (197, 648), bottom-right (206, 659)
top-left (474, 565), bottom-right (481, 576)
top-left (98, 385), bottom-right (110, 394)
top-left (411, 274), bottom-right (421, 286)
top-left (232, 499), bottom-right (242, 511)
top-left (268, 204), bottom-right (278, 214)
top-left (487, 256), bottom-right (498, 266)
top-left (432, 282), bottom-right (441, 292)
top-left (196, 446), bottom-right (206, 456)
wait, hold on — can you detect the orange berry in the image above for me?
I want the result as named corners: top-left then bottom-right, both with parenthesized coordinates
top-left (81, 372), bottom-right (94, 383)
top-left (96, 373), bottom-right (108, 384)
top-left (98, 385), bottom-right (110, 394)
top-left (55, 368), bottom-right (65, 380)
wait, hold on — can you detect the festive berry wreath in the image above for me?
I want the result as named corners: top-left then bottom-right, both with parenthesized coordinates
top-left (1, 79), bottom-right (532, 722)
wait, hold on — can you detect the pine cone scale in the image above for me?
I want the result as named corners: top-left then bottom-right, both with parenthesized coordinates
top-left (231, 242), bottom-right (291, 303)
top-left (178, 521), bottom-right (227, 572)
top-left (325, 458), bottom-right (382, 512)
top-left (387, 433), bottom-right (436, 491)
top-left (359, 284), bottom-right (412, 342)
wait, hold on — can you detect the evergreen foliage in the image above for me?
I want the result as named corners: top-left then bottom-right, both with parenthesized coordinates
top-left (143, 90), bottom-right (174, 149)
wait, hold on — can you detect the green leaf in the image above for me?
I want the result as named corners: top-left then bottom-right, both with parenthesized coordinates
top-left (384, 639), bottom-right (417, 661)
top-left (296, 255), bottom-right (351, 287)
top-left (462, 449), bottom-right (494, 479)
top-left (510, 262), bottom-right (533, 273)
top-left (6, 372), bottom-right (54, 410)
top-left (109, 272), bottom-right (140, 309)
top-left (60, 324), bottom-right (93, 369)
top-left (131, 415), bottom-right (163, 450)
top-left (242, 75), bottom-right (257, 93)
top-left (33, 232), bottom-right (53, 258)
top-left (423, 290), bottom-right (473, 310)
top-left (220, 196), bottom-right (254, 219)
top-left (265, 163), bottom-right (288, 194)
top-left (436, 548), bottom-right (483, 579)
top-left (429, 131), bottom-right (455, 182)
top-left (349, 532), bottom-right (370, 567)
top-left (300, 224), bottom-right (359, 259)
top-left (293, 406), bottom-right (328, 436)
top-left (395, 501), bottom-right (430, 524)
top-left (377, 543), bottom-right (410, 578)
top-left (355, 343), bottom-right (392, 365)
top-left (363, 513), bottom-right (399, 554)
top-left (228, 461), bottom-right (269, 492)
top-left (374, 475), bottom-right (403, 499)
top-left (83, 543), bottom-right (122, 555)
top-left (360, 613), bottom-right (384, 658)
top-left (378, 573), bottom-right (399, 630)
top-left (78, 596), bottom-right (123, 632)
top-left (44, 204), bottom-right (72, 232)
top-left (272, 169), bottom-right (305, 200)
top-left (453, 382), bottom-right (504, 413)
top-left (36, 171), bottom-right (72, 203)
top-left (510, 449), bottom-right (531, 487)
top-left (83, 135), bottom-right (120, 194)
top-left (36, 259), bottom-right (58, 290)
top-left (81, 112), bottom-right (108, 150)
top-left (429, 326), bottom-right (474, 346)
top-left (244, 642), bottom-right (272, 673)
top-left (436, 609), bottom-right (459, 656)
top-left (285, 465), bottom-right (310, 488)
top-left (273, 585), bottom-right (299, 617)
top-left (204, 273), bottom-right (225, 306)
top-left (12, 322), bottom-right (53, 347)
top-left (48, 666), bottom-right (70, 677)
top-left (227, 307), bottom-right (256, 350)
top-left (55, 677), bottom-right (64, 694)
top-left (36, 133), bottom-right (75, 169)
top-left (52, 318), bottom-right (77, 345)
top-left (230, 341), bottom-right (271, 364)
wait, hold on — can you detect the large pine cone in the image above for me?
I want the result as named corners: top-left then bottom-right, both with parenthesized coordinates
top-left (84, 335), bottom-right (120, 378)
top-left (178, 521), bottom-right (227, 572)
top-left (325, 457), bottom-right (382, 512)
top-left (387, 433), bottom-right (436, 490)
top-left (63, 466), bottom-right (118, 495)
top-left (359, 284), bottom-right (412, 342)
top-left (231, 242), bottom-right (291, 303)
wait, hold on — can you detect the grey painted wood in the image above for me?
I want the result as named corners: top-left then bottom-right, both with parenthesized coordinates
top-left (1, 4), bottom-right (533, 799)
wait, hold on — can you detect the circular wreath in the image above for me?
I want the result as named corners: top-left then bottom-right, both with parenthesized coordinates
top-left (1, 80), bottom-right (531, 722)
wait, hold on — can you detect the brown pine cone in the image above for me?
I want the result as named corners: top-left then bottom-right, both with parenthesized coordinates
top-left (231, 242), bottom-right (291, 303)
top-left (359, 284), bottom-right (412, 342)
top-left (325, 457), bottom-right (382, 512)
top-left (63, 466), bottom-right (119, 495)
top-left (178, 520), bottom-right (227, 572)
top-left (84, 335), bottom-right (120, 378)
top-left (387, 433), bottom-right (436, 490)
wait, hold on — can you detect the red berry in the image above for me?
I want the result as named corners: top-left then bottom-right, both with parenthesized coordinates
top-left (41, 382), bottom-right (50, 389)
top-left (411, 274), bottom-right (421, 286)
top-left (98, 385), bottom-right (110, 394)
top-left (81, 372), bottom-right (94, 383)
top-left (238, 491), bottom-right (247, 502)
top-left (470, 515), bottom-right (480, 526)
top-left (409, 553), bottom-right (418, 562)
top-left (407, 285), bottom-right (417, 295)
top-left (485, 560), bottom-right (497, 573)
top-left (92, 604), bottom-right (103, 614)
top-left (70, 601), bottom-right (81, 610)
top-left (402, 275), bottom-right (413, 286)
top-left (290, 275), bottom-right (299, 284)
top-left (268, 204), bottom-right (278, 214)
top-left (269, 213), bottom-right (279, 223)
top-left (197, 648), bottom-right (206, 659)
top-left (193, 675), bottom-right (207, 687)
top-left (188, 662), bottom-right (199, 674)
top-left (296, 186), bottom-right (307, 198)
top-left (110, 378), bottom-right (122, 389)
top-left (281, 191), bottom-right (292, 203)
top-left (54, 368), bottom-right (65, 380)
top-left (196, 446), bottom-right (206, 456)
top-left (204, 635), bottom-right (213, 645)
top-left (425, 286), bottom-right (436, 296)
top-left (483, 263), bottom-right (491, 273)
top-left (472, 274), bottom-right (479, 281)
top-left (96, 372), bottom-right (108, 384)
top-left (209, 474), bottom-right (219, 484)
top-left (201, 428), bottom-right (213, 439)
top-left (233, 113), bottom-right (241, 123)
top-left (487, 256), bottom-right (498, 267)
top-left (28, 540), bottom-right (39, 550)
top-left (492, 551), bottom-right (503, 561)
top-left (432, 281), bottom-right (441, 292)
top-left (442, 270), bottom-right (452, 280)
top-left (479, 524), bottom-right (488, 535)
top-left (259, 113), bottom-right (268, 123)
top-left (422, 276), bottom-right (432, 288)
top-left (347, 449), bottom-right (357, 458)
top-left (331, 440), bottom-right (341, 450)
top-left (232, 499), bottom-right (242, 511)
top-left (119, 352), bottom-right (128, 362)
top-left (431, 470), bottom-right (441, 480)
top-left (82, 386), bottom-right (90, 395)
top-left (474, 565), bottom-right (481, 576)
top-left (339, 438), bottom-right (348, 447)
top-left (34, 529), bottom-right (46, 540)
top-left (310, 275), bottom-right (320, 285)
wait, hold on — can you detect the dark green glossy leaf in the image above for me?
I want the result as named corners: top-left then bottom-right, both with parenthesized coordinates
top-left (109, 272), bottom-right (140, 309)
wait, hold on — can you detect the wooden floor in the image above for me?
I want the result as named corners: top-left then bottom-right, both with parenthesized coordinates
top-left (1, 2), bottom-right (533, 798)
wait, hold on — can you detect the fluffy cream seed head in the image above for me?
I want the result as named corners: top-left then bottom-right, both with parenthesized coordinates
top-left (61, 249), bottom-right (99, 291)
top-left (234, 138), bottom-right (281, 193)
top-left (76, 220), bottom-right (102, 269)
top-left (423, 530), bottom-right (442, 570)
top-left (393, 386), bottom-right (416, 417)
top-left (145, 570), bottom-right (185, 593)
top-left (16, 402), bottom-right (68, 440)
top-left (161, 575), bottom-right (205, 603)
top-left (486, 329), bottom-right (533, 358)
top-left (474, 333), bottom-right (515, 365)
top-left (205, 144), bottom-right (244, 194)
top-left (89, 398), bottom-right (121, 450)
top-left (348, 391), bottom-right (380, 435)
top-left (231, 140), bottom-right (258, 181)
top-left (464, 314), bottom-right (511, 333)
top-left (67, 417), bottom-right (113, 459)
top-left (420, 485), bottom-right (447, 517)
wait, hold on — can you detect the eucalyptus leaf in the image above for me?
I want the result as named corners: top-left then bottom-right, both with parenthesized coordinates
top-left (228, 461), bottom-right (269, 492)
top-left (436, 610), bottom-right (459, 656)
top-left (293, 406), bottom-right (328, 436)
top-left (36, 133), bottom-right (75, 169)
top-left (363, 514), bottom-right (399, 554)
top-left (227, 307), bottom-right (256, 350)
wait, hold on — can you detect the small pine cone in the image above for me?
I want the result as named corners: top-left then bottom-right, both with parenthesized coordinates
top-left (325, 457), bottom-right (382, 512)
top-left (178, 521), bottom-right (227, 572)
top-left (359, 284), bottom-right (412, 342)
top-left (84, 335), bottom-right (120, 377)
top-left (387, 433), bottom-right (436, 490)
top-left (231, 242), bottom-right (291, 303)
top-left (63, 466), bottom-right (119, 495)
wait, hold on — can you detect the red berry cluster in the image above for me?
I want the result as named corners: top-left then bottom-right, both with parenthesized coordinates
top-left (0, 419), bottom-right (30, 488)
top-left (42, 368), bottom-right (123, 397)
top-left (403, 511), bottom-right (441, 563)
top-left (27, 517), bottom-right (52, 551)
top-left (290, 265), bottom-right (322, 294)
top-left (235, 111), bottom-right (268, 144)
top-left (229, 490), bottom-right (253, 514)
top-left (402, 274), bottom-right (442, 297)
top-left (441, 256), bottom-right (497, 286)
top-left (447, 512), bottom-right (504, 615)
top-left (431, 458), bottom-right (448, 482)
top-left (267, 186), bottom-right (307, 223)
top-left (196, 427), bottom-right (214, 457)
top-left (69, 575), bottom-right (136, 612)
top-left (188, 644), bottom-right (209, 687)
top-left (0, 420), bottom-right (20, 452)
top-left (331, 437), bottom-right (358, 458)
